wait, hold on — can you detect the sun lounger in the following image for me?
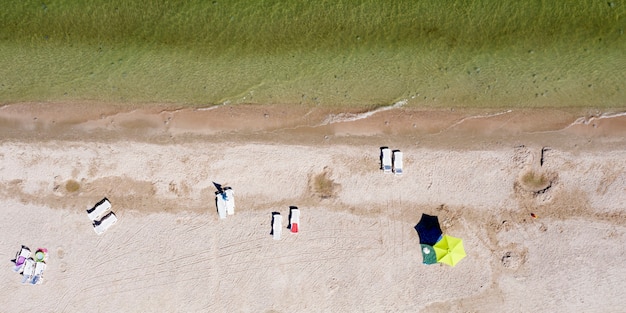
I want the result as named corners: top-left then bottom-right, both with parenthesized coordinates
top-left (13, 246), bottom-right (31, 272)
top-left (272, 213), bottom-right (283, 240)
top-left (393, 150), bottom-right (403, 175)
top-left (289, 208), bottom-right (300, 233)
top-left (381, 147), bottom-right (392, 173)
top-left (224, 187), bottom-right (235, 215)
top-left (21, 258), bottom-right (36, 284)
top-left (87, 198), bottom-right (112, 221)
top-left (30, 261), bottom-right (47, 285)
top-left (216, 192), bottom-right (227, 219)
top-left (93, 212), bottom-right (118, 235)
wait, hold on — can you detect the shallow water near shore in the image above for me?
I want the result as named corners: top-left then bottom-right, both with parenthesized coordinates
top-left (0, 1), bottom-right (624, 108)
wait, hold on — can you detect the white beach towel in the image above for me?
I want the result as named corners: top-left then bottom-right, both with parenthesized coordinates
top-left (87, 198), bottom-right (112, 221)
top-left (31, 261), bottom-right (47, 285)
top-left (224, 188), bottom-right (235, 215)
top-left (93, 212), bottom-right (118, 235)
top-left (21, 258), bottom-right (36, 284)
top-left (216, 192), bottom-right (227, 219)
top-left (273, 214), bottom-right (283, 240)
top-left (393, 150), bottom-right (403, 175)
top-left (382, 148), bottom-right (392, 173)
top-left (13, 246), bottom-right (31, 272)
top-left (290, 208), bottom-right (300, 233)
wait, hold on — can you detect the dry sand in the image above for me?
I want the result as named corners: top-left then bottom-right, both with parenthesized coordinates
top-left (1, 102), bottom-right (625, 312)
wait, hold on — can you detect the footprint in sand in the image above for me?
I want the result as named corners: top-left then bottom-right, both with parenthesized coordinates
top-left (57, 246), bottom-right (65, 259)
top-left (512, 145), bottom-right (534, 169)
top-left (501, 250), bottom-right (527, 270)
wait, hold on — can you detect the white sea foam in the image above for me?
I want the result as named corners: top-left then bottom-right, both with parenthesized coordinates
top-left (196, 105), bottom-right (222, 111)
top-left (437, 110), bottom-right (513, 134)
top-left (568, 111), bottom-right (626, 127)
top-left (319, 99), bottom-right (407, 126)
top-left (531, 111), bottom-right (626, 134)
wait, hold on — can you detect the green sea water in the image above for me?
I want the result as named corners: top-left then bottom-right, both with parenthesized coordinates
top-left (0, 0), bottom-right (624, 109)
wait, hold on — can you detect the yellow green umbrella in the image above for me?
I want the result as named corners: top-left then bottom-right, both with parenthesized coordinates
top-left (434, 235), bottom-right (466, 267)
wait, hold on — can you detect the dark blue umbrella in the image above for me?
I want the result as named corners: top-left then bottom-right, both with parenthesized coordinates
top-left (414, 214), bottom-right (443, 246)
top-left (213, 182), bottom-right (223, 194)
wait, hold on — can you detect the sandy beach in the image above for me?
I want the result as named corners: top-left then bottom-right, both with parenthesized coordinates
top-left (1, 102), bottom-right (625, 312)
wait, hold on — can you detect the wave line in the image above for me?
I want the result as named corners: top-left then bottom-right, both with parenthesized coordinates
top-left (433, 109), bottom-right (513, 135)
top-left (318, 99), bottom-right (407, 126)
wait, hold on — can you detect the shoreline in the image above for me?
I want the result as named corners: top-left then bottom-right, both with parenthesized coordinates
top-left (1, 102), bottom-right (625, 149)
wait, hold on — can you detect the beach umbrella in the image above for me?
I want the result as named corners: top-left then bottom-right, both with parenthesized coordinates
top-left (34, 248), bottom-right (48, 262)
top-left (414, 214), bottom-right (443, 246)
top-left (420, 244), bottom-right (437, 265)
top-left (433, 235), bottom-right (466, 267)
